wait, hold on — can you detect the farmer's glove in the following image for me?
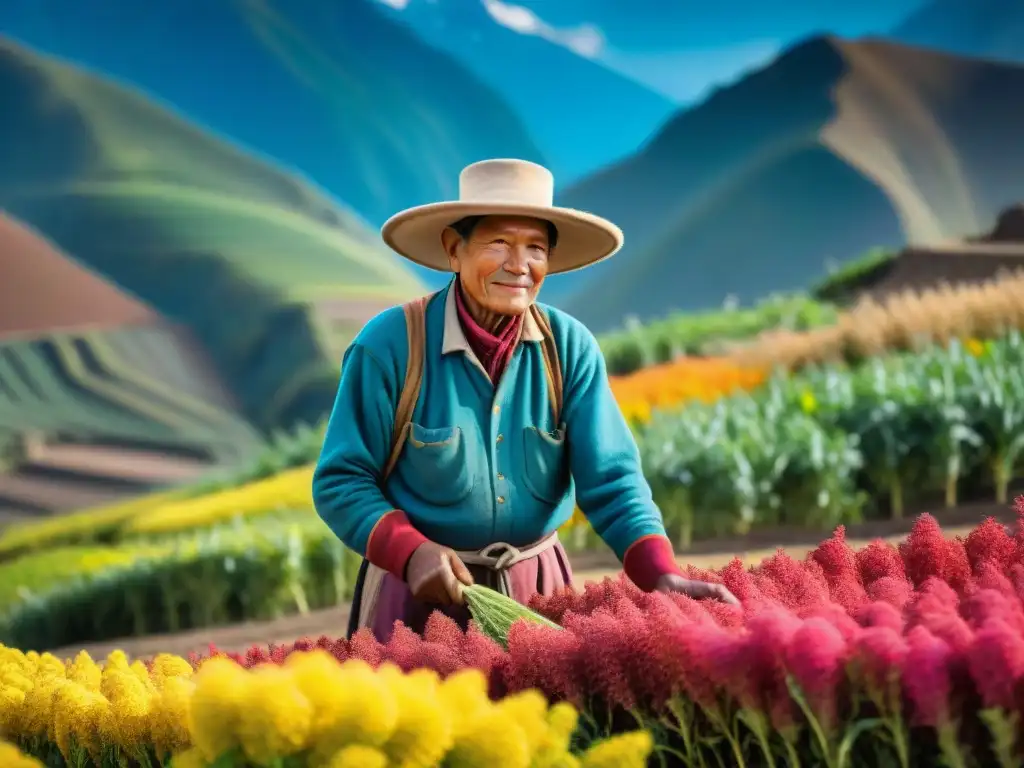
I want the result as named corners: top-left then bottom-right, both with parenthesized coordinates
top-left (405, 541), bottom-right (475, 606)
top-left (655, 573), bottom-right (741, 606)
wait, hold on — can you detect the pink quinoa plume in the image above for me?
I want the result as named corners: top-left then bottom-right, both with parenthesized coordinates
top-left (965, 516), bottom-right (1017, 573)
top-left (853, 625), bottom-right (909, 700)
top-left (809, 526), bottom-right (868, 611)
top-left (961, 587), bottom-right (1024, 635)
top-left (736, 607), bottom-right (802, 719)
top-left (855, 600), bottom-right (905, 632)
top-left (866, 576), bottom-right (914, 609)
top-left (504, 620), bottom-right (584, 704)
top-left (968, 560), bottom-right (1017, 599)
top-left (899, 514), bottom-right (971, 592)
top-left (967, 618), bottom-right (1024, 711)
top-left (784, 617), bottom-right (849, 732)
top-left (903, 626), bottom-right (954, 728)
top-left (857, 538), bottom-right (907, 584)
top-left (348, 627), bottom-right (385, 667)
top-left (752, 550), bottom-right (830, 611)
top-left (570, 607), bottom-right (639, 710)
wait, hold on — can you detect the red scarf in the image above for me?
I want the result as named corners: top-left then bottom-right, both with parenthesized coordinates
top-left (453, 280), bottom-right (523, 383)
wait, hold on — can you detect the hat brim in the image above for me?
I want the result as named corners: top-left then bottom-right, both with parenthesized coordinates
top-left (380, 201), bottom-right (624, 274)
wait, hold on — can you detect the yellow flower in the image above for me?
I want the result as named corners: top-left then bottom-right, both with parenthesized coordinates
top-left (152, 676), bottom-right (196, 758)
top-left (126, 465), bottom-right (316, 535)
top-left (20, 672), bottom-right (64, 739)
top-left (36, 653), bottom-right (66, 679)
top-left (288, 654), bottom-right (398, 758)
top-left (131, 660), bottom-right (159, 696)
top-left (529, 702), bottom-right (580, 768)
top-left (66, 651), bottom-right (102, 691)
top-left (104, 649), bottom-right (131, 672)
top-left (494, 689), bottom-right (548, 752)
top-left (0, 684), bottom-right (27, 733)
top-left (168, 746), bottom-right (209, 768)
top-left (150, 654), bottom-right (194, 689)
top-left (327, 744), bottom-right (389, 768)
top-left (535, 756), bottom-right (581, 768)
top-left (100, 665), bottom-right (155, 749)
top-left (1, 667), bottom-right (33, 692)
top-left (187, 657), bottom-right (251, 762)
top-left (579, 731), bottom-right (653, 768)
top-left (377, 663), bottom-right (453, 768)
top-left (237, 665), bottom-right (313, 766)
top-left (0, 740), bottom-right (44, 768)
top-left (546, 702), bottom-right (579, 745)
top-left (966, 337), bottom-right (985, 357)
top-left (799, 390), bottom-right (817, 413)
top-left (437, 669), bottom-right (492, 739)
top-left (51, 683), bottom-right (107, 763)
top-left (445, 707), bottom-right (531, 768)
top-left (52, 681), bottom-right (81, 759)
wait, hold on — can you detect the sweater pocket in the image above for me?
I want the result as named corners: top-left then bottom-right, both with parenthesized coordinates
top-left (520, 425), bottom-right (569, 505)
top-left (397, 424), bottom-right (473, 506)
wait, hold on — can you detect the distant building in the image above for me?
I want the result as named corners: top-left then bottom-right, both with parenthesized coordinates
top-left (861, 204), bottom-right (1024, 300)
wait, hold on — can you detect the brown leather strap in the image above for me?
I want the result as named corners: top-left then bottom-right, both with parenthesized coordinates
top-left (530, 304), bottom-right (563, 427)
top-left (383, 296), bottom-right (429, 480)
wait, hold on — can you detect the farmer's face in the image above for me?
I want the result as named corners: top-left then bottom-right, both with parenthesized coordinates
top-left (442, 215), bottom-right (551, 316)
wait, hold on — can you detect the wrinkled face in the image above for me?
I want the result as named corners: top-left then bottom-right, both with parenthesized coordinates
top-left (441, 215), bottom-right (552, 316)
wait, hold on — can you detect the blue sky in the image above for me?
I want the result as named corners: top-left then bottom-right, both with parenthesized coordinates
top-left (378, 0), bottom-right (932, 102)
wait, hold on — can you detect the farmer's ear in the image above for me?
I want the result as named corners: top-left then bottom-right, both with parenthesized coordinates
top-left (441, 227), bottom-right (462, 272)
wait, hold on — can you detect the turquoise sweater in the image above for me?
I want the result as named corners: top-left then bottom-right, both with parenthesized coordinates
top-left (312, 283), bottom-right (670, 560)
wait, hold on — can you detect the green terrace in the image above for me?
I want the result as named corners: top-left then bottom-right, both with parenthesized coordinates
top-left (0, 324), bottom-right (264, 517)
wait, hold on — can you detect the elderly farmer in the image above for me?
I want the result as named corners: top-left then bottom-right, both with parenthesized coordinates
top-left (313, 158), bottom-right (738, 642)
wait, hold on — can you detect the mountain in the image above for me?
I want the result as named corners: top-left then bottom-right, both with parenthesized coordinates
top-left (0, 213), bottom-right (262, 518)
top-left (0, 0), bottom-right (544, 233)
top-left (0, 214), bottom-right (158, 340)
top-left (543, 36), bottom-right (1024, 331)
top-left (891, 0), bottom-right (1024, 63)
top-left (0, 36), bottom-right (425, 437)
top-left (374, 0), bottom-right (677, 182)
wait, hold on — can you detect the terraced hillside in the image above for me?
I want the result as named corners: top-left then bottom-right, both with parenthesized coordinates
top-left (0, 37), bottom-right (425, 437)
top-left (0, 213), bottom-right (263, 521)
top-left (0, 325), bottom-right (265, 521)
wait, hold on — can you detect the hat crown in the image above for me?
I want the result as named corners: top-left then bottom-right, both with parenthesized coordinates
top-left (459, 159), bottom-right (554, 207)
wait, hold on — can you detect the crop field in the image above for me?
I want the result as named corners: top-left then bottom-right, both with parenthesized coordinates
top-left (6, 18), bottom-right (1024, 768)
top-left (1, 327), bottom-right (1022, 768)
top-left (3, 511), bottom-right (1024, 767)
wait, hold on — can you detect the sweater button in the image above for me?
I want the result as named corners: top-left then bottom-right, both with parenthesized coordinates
top-left (497, 496), bottom-right (505, 504)
top-left (496, 434), bottom-right (504, 443)
top-left (497, 473), bottom-right (505, 480)
top-left (493, 405), bottom-right (501, 415)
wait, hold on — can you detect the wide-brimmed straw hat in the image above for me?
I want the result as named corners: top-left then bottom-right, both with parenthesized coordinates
top-left (381, 159), bottom-right (624, 274)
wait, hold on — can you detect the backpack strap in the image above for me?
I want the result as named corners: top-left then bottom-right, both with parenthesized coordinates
top-left (529, 304), bottom-right (564, 428)
top-left (383, 295), bottom-right (430, 480)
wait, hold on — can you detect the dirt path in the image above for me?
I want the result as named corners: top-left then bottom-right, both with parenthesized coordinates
top-left (47, 512), bottom-right (1004, 662)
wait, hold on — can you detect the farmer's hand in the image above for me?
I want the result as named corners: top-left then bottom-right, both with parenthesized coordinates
top-left (405, 541), bottom-right (475, 606)
top-left (655, 573), bottom-right (740, 606)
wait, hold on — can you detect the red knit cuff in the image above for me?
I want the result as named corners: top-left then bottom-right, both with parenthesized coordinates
top-left (623, 534), bottom-right (683, 592)
top-left (366, 510), bottom-right (429, 581)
